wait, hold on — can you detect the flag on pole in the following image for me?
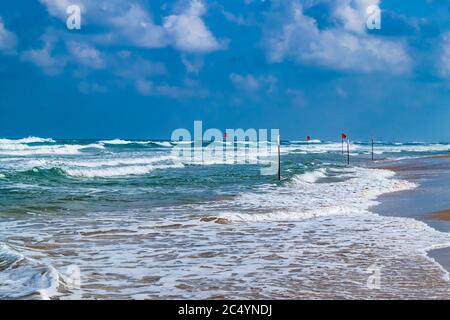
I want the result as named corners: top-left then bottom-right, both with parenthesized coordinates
top-left (342, 133), bottom-right (347, 139)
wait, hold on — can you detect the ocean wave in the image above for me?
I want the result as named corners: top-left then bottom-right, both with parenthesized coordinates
top-left (151, 141), bottom-right (172, 147)
top-left (293, 168), bottom-right (327, 183)
top-left (62, 163), bottom-right (184, 178)
top-left (0, 244), bottom-right (60, 299)
top-left (284, 142), bottom-right (450, 155)
top-left (99, 139), bottom-right (133, 145)
top-left (58, 156), bottom-right (177, 168)
top-left (290, 139), bottom-right (322, 144)
top-left (0, 137), bottom-right (55, 144)
top-left (99, 139), bottom-right (173, 148)
top-left (0, 143), bottom-right (105, 156)
top-left (218, 167), bottom-right (417, 222)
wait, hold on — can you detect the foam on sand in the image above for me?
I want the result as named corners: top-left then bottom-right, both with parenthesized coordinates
top-left (0, 244), bottom-right (60, 299)
top-left (219, 167), bottom-right (417, 222)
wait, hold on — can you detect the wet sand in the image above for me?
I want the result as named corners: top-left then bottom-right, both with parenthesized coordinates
top-left (429, 210), bottom-right (450, 222)
top-left (373, 155), bottom-right (450, 273)
top-left (431, 154), bottom-right (450, 159)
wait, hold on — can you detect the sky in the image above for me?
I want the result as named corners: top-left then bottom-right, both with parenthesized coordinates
top-left (0, 0), bottom-right (450, 141)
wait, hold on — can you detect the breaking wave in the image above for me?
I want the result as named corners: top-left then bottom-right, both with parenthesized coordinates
top-left (219, 167), bottom-right (417, 222)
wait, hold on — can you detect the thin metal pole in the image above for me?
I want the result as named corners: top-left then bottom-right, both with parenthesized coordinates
top-left (342, 139), bottom-right (344, 155)
top-left (371, 138), bottom-right (374, 161)
top-left (277, 134), bottom-right (281, 181)
top-left (347, 139), bottom-right (350, 165)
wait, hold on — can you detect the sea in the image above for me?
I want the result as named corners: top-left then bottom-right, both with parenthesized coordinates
top-left (1, 137), bottom-right (450, 299)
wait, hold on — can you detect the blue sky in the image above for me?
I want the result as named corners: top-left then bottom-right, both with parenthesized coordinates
top-left (0, 0), bottom-right (450, 141)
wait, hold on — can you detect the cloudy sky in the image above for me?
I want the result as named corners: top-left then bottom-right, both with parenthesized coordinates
top-left (0, 0), bottom-right (450, 141)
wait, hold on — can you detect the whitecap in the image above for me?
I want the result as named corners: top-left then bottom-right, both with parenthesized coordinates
top-left (0, 137), bottom-right (55, 144)
top-left (62, 162), bottom-right (184, 178)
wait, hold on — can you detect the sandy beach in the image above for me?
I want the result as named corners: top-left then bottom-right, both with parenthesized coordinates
top-left (374, 155), bottom-right (450, 273)
top-left (429, 210), bottom-right (450, 222)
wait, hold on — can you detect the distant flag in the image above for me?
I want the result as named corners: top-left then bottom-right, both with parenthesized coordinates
top-left (306, 135), bottom-right (311, 141)
top-left (224, 132), bottom-right (228, 139)
top-left (341, 133), bottom-right (347, 155)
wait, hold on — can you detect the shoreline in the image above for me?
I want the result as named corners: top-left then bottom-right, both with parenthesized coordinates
top-left (429, 209), bottom-right (450, 222)
top-left (373, 154), bottom-right (450, 274)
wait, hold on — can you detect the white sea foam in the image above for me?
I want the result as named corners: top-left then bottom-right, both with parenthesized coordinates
top-left (290, 139), bottom-right (322, 144)
top-left (62, 155), bottom-right (177, 168)
top-left (284, 142), bottom-right (450, 155)
top-left (294, 168), bottom-right (327, 183)
top-left (62, 162), bottom-right (184, 178)
top-left (0, 143), bottom-right (30, 150)
top-left (218, 167), bottom-right (417, 222)
top-left (100, 139), bottom-right (133, 145)
top-left (151, 141), bottom-right (173, 147)
top-left (0, 143), bottom-right (104, 156)
top-left (0, 137), bottom-right (55, 144)
top-left (100, 139), bottom-right (173, 148)
top-left (3, 137), bottom-right (450, 299)
top-left (3, 154), bottom-right (184, 178)
top-left (0, 244), bottom-right (60, 299)
top-left (2, 161), bottom-right (450, 298)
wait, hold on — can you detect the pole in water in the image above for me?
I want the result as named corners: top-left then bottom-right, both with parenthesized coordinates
top-left (347, 139), bottom-right (350, 165)
top-left (341, 133), bottom-right (347, 156)
top-left (371, 138), bottom-right (374, 161)
top-left (277, 134), bottom-right (281, 181)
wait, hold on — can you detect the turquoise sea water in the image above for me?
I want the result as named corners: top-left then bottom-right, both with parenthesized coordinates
top-left (2, 137), bottom-right (450, 299)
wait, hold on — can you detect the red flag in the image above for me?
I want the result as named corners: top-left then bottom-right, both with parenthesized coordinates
top-left (306, 135), bottom-right (311, 141)
top-left (341, 133), bottom-right (347, 139)
top-left (223, 132), bottom-right (228, 139)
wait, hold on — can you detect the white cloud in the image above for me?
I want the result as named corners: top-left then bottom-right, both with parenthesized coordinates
top-left (39, 0), bottom-right (83, 20)
top-left (0, 17), bottom-right (17, 54)
top-left (221, 9), bottom-right (255, 26)
top-left (333, 0), bottom-right (380, 34)
top-left (181, 54), bottom-right (204, 74)
top-left (38, 0), bottom-right (224, 53)
top-left (439, 32), bottom-right (450, 78)
top-left (230, 73), bottom-right (277, 93)
top-left (264, 1), bottom-right (411, 74)
top-left (164, 0), bottom-right (225, 53)
top-left (22, 31), bottom-right (107, 74)
top-left (230, 73), bottom-right (261, 91)
top-left (114, 56), bottom-right (167, 79)
top-left (135, 79), bottom-right (153, 95)
top-left (66, 40), bottom-right (105, 69)
top-left (105, 4), bottom-right (168, 49)
top-left (135, 79), bottom-right (208, 99)
top-left (21, 33), bottom-right (67, 75)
